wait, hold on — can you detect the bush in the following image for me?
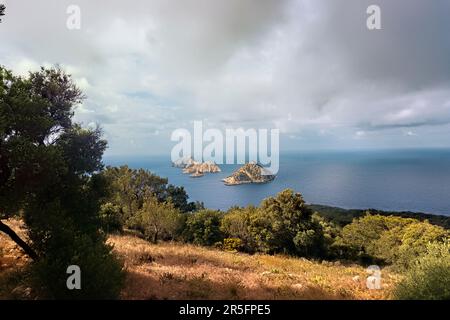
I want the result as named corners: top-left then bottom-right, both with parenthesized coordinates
top-left (394, 241), bottom-right (450, 300)
top-left (256, 189), bottom-right (325, 256)
top-left (222, 238), bottom-right (242, 252)
top-left (311, 213), bottom-right (340, 259)
top-left (221, 206), bottom-right (258, 252)
top-left (0, 67), bottom-right (126, 299)
top-left (335, 214), bottom-right (414, 260)
top-left (101, 166), bottom-right (197, 221)
top-left (32, 234), bottom-right (124, 299)
top-left (183, 210), bottom-right (224, 246)
top-left (221, 190), bottom-right (326, 257)
top-left (99, 202), bottom-right (123, 233)
top-left (394, 221), bottom-right (449, 270)
top-left (130, 194), bottom-right (184, 243)
top-left (335, 214), bottom-right (449, 267)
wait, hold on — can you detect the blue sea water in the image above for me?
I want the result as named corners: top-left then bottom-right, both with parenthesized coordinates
top-left (104, 149), bottom-right (450, 216)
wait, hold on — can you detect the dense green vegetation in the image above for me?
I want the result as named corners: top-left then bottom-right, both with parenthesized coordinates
top-left (332, 215), bottom-right (449, 269)
top-left (103, 163), bottom-right (449, 281)
top-left (221, 190), bottom-right (327, 257)
top-left (183, 209), bottom-right (224, 246)
top-left (1, 65), bottom-right (449, 300)
top-left (394, 241), bottom-right (450, 300)
top-left (0, 66), bottom-right (123, 298)
top-left (309, 204), bottom-right (450, 229)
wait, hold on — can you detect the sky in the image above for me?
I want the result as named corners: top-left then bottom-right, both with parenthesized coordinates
top-left (1, 0), bottom-right (450, 156)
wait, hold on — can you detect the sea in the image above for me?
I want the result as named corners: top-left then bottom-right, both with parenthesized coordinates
top-left (104, 149), bottom-right (450, 216)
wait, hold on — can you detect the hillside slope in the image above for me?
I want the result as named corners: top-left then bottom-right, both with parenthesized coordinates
top-left (110, 235), bottom-right (398, 300)
top-left (0, 219), bottom-right (399, 300)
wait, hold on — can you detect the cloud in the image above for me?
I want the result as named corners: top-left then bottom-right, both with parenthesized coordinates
top-left (1, 0), bottom-right (450, 154)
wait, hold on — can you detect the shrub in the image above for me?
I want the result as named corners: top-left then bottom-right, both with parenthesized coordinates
top-left (130, 194), bottom-right (184, 243)
top-left (183, 210), bottom-right (224, 246)
top-left (311, 213), bottom-right (341, 258)
top-left (222, 238), bottom-right (242, 252)
top-left (101, 166), bottom-right (197, 220)
top-left (256, 189), bottom-right (325, 256)
top-left (335, 214), bottom-right (449, 267)
top-left (394, 221), bottom-right (449, 270)
top-left (221, 206), bottom-right (258, 252)
top-left (32, 233), bottom-right (124, 299)
top-left (99, 202), bottom-right (123, 233)
top-left (394, 241), bottom-right (450, 300)
top-left (336, 214), bottom-right (415, 260)
top-left (221, 189), bottom-right (326, 257)
top-left (0, 67), bottom-right (125, 298)
top-left (221, 190), bottom-right (327, 258)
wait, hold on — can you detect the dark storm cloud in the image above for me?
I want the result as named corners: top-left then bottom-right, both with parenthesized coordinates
top-left (1, 0), bottom-right (450, 152)
top-left (315, 0), bottom-right (450, 89)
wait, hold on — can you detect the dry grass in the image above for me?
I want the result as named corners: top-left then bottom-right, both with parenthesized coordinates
top-left (0, 219), bottom-right (33, 299)
top-left (0, 219), bottom-right (400, 300)
top-left (109, 235), bottom-right (400, 300)
top-left (0, 219), bottom-right (30, 272)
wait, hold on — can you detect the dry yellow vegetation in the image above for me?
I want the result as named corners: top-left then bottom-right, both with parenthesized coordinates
top-left (0, 219), bottom-right (400, 300)
top-left (110, 235), bottom-right (399, 300)
top-left (0, 219), bottom-right (30, 272)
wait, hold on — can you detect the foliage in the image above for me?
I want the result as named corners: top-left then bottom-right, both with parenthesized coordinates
top-left (130, 194), bottom-right (184, 243)
top-left (311, 213), bottom-right (340, 258)
top-left (33, 234), bottom-right (124, 299)
top-left (183, 210), bottom-right (224, 246)
top-left (394, 241), bottom-right (450, 300)
top-left (334, 214), bottom-right (449, 267)
top-left (309, 204), bottom-right (450, 229)
top-left (334, 214), bottom-right (414, 262)
top-left (254, 189), bottom-right (325, 256)
top-left (222, 238), bottom-right (243, 252)
top-left (393, 221), bottom-right (449, 269)
top-left (221, 206), bottom-right (259, 252)
top-left (221, 190), bottom-right (326, 257)
top-left (0, 66), bottom-right (124, 298)
top-left (99, 202), bottom-right (123, 233)
top-left (101, 166), bottom-right (197, 229)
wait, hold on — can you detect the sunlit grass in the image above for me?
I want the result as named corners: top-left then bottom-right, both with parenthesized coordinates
top-left (109, 235), bottom-right (399, 300)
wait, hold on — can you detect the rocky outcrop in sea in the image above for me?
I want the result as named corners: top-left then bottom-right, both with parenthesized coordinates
top-left (222, 162), bottom-right (275, 185)
top-left (172, 157), bottom-right (221, 177)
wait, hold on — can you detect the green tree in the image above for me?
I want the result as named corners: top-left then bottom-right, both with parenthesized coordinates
top-left (394, 241), bottom-right (450, 300)
top-left (394, 221), bottom-right (449, 269)
top-left (221, 190), bottom-right (327, 257)
top-left (130, 193), bottom-right (184, 243)
top-left (99, 202), bottom-right (123, 233)
top-left (0, 66), bottom-right (123, 298)
top-left (334, 214), bottom-right (415, 261)
top-left (221, 206), bottom-right (259, 252)
top-left (183, 209), bottom-right (224, 246)
top-left (101, 165), bottom-right (196, 228)
top-left (335, 214), bottom-right (449, 266)
top-left (311, 212), bottom-right (340, 258)
top-left (256, 189), bottom-right (324, 256)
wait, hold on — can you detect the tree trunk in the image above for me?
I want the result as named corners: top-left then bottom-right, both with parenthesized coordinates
top-left (152, 225), bottom-right (158, 244)
top-left (0, 220), bottom-right (39, 261)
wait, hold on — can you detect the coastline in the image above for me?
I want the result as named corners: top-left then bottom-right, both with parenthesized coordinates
top-left (309, 203), bottom-right (450, 229)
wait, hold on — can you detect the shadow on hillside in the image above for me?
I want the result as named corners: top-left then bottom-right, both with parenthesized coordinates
top-left (146, 250), bottom-right (252, 271)
top-left (120, 269), bottom-right (355, 300)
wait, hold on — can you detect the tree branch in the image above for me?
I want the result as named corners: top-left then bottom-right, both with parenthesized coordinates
top-left (0, 220), bottom-right (39, 261)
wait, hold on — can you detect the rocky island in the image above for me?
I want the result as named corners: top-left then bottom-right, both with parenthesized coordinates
top-left (172, 156), bottom-right (196, 168)
top-left (172, 157), bottom-right (221, 178)
top-left (222, 162), bottom-right (275, 185)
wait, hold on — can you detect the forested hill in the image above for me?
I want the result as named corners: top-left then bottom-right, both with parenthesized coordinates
top-left (309, 204), bottom-right (450, 229)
